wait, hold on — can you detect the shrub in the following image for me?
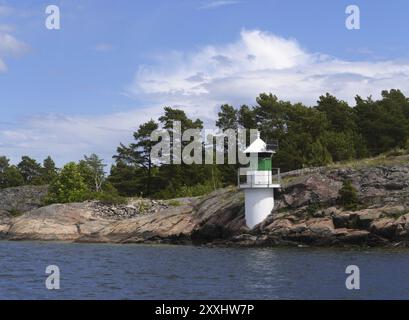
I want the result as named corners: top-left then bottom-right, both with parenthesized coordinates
top-left (45, 162), bottom-right (89, 204)
top-left (338, 180), bottom-right (359, 211)
top-left (93, 191), bottom-right (127, 205)
top-left (154, 181), bottom-right (216, 199)
top-left (91, 182), bottom-right (127, 205)
top-left (174, 182), bottom-right (215, 198)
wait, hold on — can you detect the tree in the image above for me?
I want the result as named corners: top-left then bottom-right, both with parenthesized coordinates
top-left (338, 180), bottom-right (359, 211)
top-left (17, 156), bottom-right (43, 185)
top-left (82, 154), bottom-right (106, 192)
top-left (41, 156), bottom-right (58, 184)
top-left (113, 119), bottom-right (159, 197)
top-left (355, 92), bottom-right (409, 155)
top-left (216, 104), bottom-right (238, 130)
top-left (216, 104), bottom-right (240, 185)
top-left (107, 161), bottom-right (142, 197)
top-left (0, 156), bottom-right (10, 188)
top-left (316, 93), bottom-right (356, 133)
top-left (0, 156), bottom-right (24, 188)
top-left (45, 162), bottom-right (89, 204)
top-left (157, 107), bottom-right (208, 197)
top-left (254, 93), bottom-right (291, 141)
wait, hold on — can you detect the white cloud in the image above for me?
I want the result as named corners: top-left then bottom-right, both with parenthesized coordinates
top-left (199, 0), bottom-right (241, 10)
top-left (0, 30), bottom-right (29, 72)
top-left (0, 109), bottom-right (165, 166)
top-left (0, 5), bottom-right (30, 70)
top-left (4, 29), bottom-right (409, 165)
top-left (128, 29), bottom-right (409, 107)
top-left (0, 32), bottom-right (29, 57)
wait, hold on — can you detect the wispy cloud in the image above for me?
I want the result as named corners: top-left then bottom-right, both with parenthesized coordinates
top-left (0, 5), bottom-right (29, 71)
top-left (0, 32), bottom-right (29, 72)
top-left (0, 33), bottom-right (29, 57)
top-left (198, 0), bottom-right (240, 10)
top-left (0, 5), bottom-right (13, 16)
top-left (0, 109), bottom-right (163, 165)
top-left (0, 24), bottom-right (15, 33)
top-left (93, 43), bottom-right (115, 52)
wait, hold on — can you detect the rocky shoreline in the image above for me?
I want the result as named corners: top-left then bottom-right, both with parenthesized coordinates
top-left (2, 160), bottom-right (409, 247)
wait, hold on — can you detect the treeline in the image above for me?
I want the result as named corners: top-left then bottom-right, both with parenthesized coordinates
top-left (1, 89), bottom-right (409, 202)
top-left (109, 89), bottom-right (409, 199)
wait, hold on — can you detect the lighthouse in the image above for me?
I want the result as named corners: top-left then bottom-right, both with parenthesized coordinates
top-left (238, 132), bottom-right (281, 228)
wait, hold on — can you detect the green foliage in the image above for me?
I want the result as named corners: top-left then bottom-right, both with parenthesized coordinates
top-left (338, 180), bottom-right (359, 211)
top-left (0, 156), bottom-right (24, 188)
top-left (306, 202), bottom-right (323, 216)
top-left (92, 191), bottom-right (127, 205)
top-left (113, 119), bottom-right (159, 197)
top-left (92, 182), bottom-right (127, 205)
top-left (45, 162), bottom-right (90, 204)
top-left (42, 156), bottom-right (58, 184)
top-left (354, 90), bottom-right (409, 155)
top-left (80, 154), bottom-right (106, 192)
top-left (107, 161), bottom-right (142, 197)
top-left (17, 156), bottom-right (43, 185)
top-left (174, 181), bottom-right (215, 198)
top-left (167, 199), bottom-right (182, 207)
top-left (8, 208), bottom-right (23, 217)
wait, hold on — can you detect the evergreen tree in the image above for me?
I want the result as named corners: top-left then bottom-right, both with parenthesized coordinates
top-left (17, 156), bottom-right (43, 185)
top-left (0, 156), bottom-right (24, 188)
top-left (216, 104), bottom-right (240, 186)
top-left (113, 120), bottom-right (159, 197)
top-left (41, 156), bottom-right (58, 184)
top-left (338, 180), bottom-right (359, 211)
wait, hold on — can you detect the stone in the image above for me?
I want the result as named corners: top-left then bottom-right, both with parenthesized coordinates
top-left (370, 218), bottom-right (398, 240)
top-left (0, 185), bottom-right (48, 213)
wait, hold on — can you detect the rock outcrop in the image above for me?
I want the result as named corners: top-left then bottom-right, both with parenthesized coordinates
top-left (2, 162), bottom-right (409, 247)
top-left (0, 185), bottom-right (48, 213)
top-left (2, 187), bottom-right (246, 244)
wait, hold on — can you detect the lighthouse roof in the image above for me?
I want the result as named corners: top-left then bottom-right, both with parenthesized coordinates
top-left (244, 133), bottom-right (275, 154)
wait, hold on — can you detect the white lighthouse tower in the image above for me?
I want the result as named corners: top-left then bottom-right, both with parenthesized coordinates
top-left (238, 132), bottom-right (281, 228)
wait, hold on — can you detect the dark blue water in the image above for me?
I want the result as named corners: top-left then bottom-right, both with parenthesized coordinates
top-left (0, 241), bottom-right (408, 299)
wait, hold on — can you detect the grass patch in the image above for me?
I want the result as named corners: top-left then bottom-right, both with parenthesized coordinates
top-left (327, 152), bottom-right (409, 170)
top-left (9, 208), bottom-right (24, 217)
top-left (167, 199), bottom-right (182, 207)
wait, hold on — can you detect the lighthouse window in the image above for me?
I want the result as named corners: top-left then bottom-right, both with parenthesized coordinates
top-left (258, 158), bottom-right (272, 171)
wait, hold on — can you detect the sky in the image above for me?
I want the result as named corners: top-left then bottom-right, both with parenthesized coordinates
top-left (1, 0), bottom-right (409, 166)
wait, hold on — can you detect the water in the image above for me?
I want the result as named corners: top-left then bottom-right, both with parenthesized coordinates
top-left (0, 241), bottom-right (408, 299)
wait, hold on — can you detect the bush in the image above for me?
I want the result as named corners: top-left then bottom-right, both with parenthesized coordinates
top-left (154, 181), bottom-right (216, 199)
top-left (45, 162), bottom-right (89, 204)
top-left (174, 182), bottom-right (215, 198)
top-left (90, 182), bottom-right (127, 205)
top-left (92, 191), bottom-right (127, 205)
top-left (338, 180), bottom-right (359, 211)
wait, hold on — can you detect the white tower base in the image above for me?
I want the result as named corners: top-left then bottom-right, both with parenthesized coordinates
top-left (244, 188), bottom-right (275, 228)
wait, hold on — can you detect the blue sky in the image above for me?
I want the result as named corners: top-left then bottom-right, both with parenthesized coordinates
top-left (1, 0), bottom-right (409, 165)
